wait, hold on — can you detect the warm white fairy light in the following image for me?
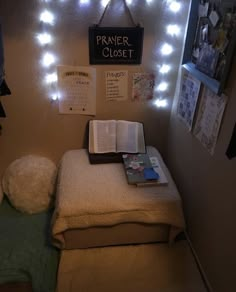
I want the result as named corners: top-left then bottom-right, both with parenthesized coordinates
top-left (166, 24), bottom-right (180, 37)
top-left (37, 32), bottom-right (52, 45)
top-left (79, 0), bottom-right (90, 4)
top-left (36, 0), bottom-right (184, 102)
top-left (157, 82), bottom-right (168, 92)
top-left (39, 10), bottom-right (55, 25)
top-left (51, 92), bottom-right (59, 101)
top-left (159, 64), bottom-right (171, 74)
top-left (169, 1), bottom-right (181, 13)
top-left (42, 52), bottom-right (56, 67)
top-left (160, 43), bottom-right (173, 55)
top-left (101, 0), bottom-right (110, 7)
top-left (45, 72), bottom-right (58, 84)
top-left (154, 98), bottom-right (168, 108)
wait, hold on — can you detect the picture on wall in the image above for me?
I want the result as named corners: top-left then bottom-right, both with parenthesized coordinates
top-left (177, 72), bottom-right (201, 131)
top-left (105, 70), bottom-right (128, 101)
top-left (132, 72), bottom-right (155, 101)
top-left (193, 87), bottom-right (227, 155)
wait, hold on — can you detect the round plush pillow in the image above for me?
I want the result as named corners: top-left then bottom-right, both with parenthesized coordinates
top-left (2, 155), bottom-right (57, 214)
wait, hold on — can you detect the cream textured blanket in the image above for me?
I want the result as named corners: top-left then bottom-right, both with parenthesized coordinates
top-left (52, 146), bottom-right (185, 248)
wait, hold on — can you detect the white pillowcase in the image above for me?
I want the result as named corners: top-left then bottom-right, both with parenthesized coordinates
top-left (2, 155), bottom-right (57, 214)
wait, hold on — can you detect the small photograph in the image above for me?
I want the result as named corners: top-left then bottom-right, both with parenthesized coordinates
top-left (195, 43), bottom-right (220, 78)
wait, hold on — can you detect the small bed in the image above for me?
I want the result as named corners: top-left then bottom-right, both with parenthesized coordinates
top-left (0, 197), bottom-right (59, 292)
top-left (52, 146), bottom-right (186, 249)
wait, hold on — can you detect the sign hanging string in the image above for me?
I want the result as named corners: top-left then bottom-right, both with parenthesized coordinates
top-left (97, 0), bottom-right (137, 27)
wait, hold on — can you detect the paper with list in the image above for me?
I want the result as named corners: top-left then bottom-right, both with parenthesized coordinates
top-left (105, 70), bottom-right (128, 101)
top-left (57, 65), bottom-right (96, 115)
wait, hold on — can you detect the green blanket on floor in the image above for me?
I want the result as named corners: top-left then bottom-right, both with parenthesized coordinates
top-left (0, 198), bottom-right (59, 292)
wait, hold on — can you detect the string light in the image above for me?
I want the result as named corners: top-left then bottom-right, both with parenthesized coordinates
top-left (154, 98), bottom-right (168, 108)
top-left (166, 24), bottom-right (180, 37)
top-left (42, 52), bottom-right (56, 67)
top-left (36, 33), bottom-right (52, 45)
top-left (79, 0), bottom-right (90, 5)
top-left (169, 1), bottom-right (181, 13)
top-left (37, 0), bottom-right (183, 104)
top-left (160, 43), bottom-right (173, 55)
top-left (101, 0), bottom-right (110, 7)
top-left (157, 82), bottom-right (168, 92)
top-left (39, 10), bottom-right (55, 25)
top-left (51, 92), bottom-right (59, 101)
top-left (45, 72), bottom-right (58, 84)
top-left (159, 64), bottom-right (171, 74)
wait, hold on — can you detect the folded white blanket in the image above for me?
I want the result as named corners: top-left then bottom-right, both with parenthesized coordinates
top-left (52, 146), bottom-right (185, 248)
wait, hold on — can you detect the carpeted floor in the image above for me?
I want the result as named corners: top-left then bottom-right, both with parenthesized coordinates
top-left (57, 239), bottom-right (208, 292)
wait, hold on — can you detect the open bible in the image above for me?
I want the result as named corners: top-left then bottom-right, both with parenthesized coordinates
top-left (88, 120), bottom-right (146, 163)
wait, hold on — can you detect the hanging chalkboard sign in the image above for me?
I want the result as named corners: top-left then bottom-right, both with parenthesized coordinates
top-left (89, 26), bottom-right (144, 65)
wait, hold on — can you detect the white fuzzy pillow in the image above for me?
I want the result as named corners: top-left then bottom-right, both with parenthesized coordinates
top-left (2, 155), bottom-right (57, 214)
top-left (0, 183), bottom-right (3, 204)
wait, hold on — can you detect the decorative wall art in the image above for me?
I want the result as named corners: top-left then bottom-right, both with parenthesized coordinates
top-left (177, 72), bottom-right (201, 131)
top-left (57, 65), bottom-right (96, 115)
top-left (193, 87), bottom-right (227, 155)
top-left (105, 70), bottom-right (128, 101)
top-left (132, 73), bottom-right (155, 101)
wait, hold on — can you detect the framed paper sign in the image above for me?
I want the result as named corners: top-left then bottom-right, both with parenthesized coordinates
top-left (89, 26), bottom-right (144, 65)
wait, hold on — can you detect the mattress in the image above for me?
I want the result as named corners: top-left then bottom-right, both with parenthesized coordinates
top-left (52, 146), bottom-right (185, 249)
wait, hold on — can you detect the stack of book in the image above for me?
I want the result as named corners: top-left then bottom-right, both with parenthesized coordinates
top-left (88, 119), bottom-right (168, 186)
top-left (122, 153), bottom-right (168, 187)
top-left (88, 119), bottom-right (146, 164)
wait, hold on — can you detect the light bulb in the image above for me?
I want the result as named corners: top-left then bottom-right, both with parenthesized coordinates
top-left (159, 64), bottom-right (171, 74)
top-left (42, 52), bottom-right (56, 67)
top-left (36, 33), bottom-right (52, 45)
top-left (101, 0), bottom-right (110, 7)
top-left (39, 10), bottom-right (55, 25)
top-left (154, 98), bottom-right (168, 108)
top-left (157, 82), bottom-right (168, 92)
top-left (51, 93), bottom-right (58, 101)
top-left (79, 0), bottom-right (90, 4)
top-left (45, 73), bottom-right (58, 84)
top-left (169, 1), bottom-right (181, 13)
top-left (166, 24), bottom-right (180, 36)
top-left (160, 43), bottom-right (173, 55)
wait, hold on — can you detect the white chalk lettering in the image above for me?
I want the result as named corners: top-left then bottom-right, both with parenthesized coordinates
top-left (96, 35), bottom-right (132, 46)
top-left (102, 47), bottom-right (134, 58)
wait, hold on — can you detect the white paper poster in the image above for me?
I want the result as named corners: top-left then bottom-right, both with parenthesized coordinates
top-left (132, 73), bottom-right (155, 101)
top-left (193, 87), bottom-right (227, 155)
top-left (105, 70), bottom-right (128, 101)
top-left (57, 65), bottom-right (96, 115)
top-left (177, 72), bottom-right (201, 131)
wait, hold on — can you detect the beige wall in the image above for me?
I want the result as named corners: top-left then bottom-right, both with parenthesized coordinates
top-left (167, 45), bottom-right (236, 291)
top-left (0, 0), bottom-right (189, 177)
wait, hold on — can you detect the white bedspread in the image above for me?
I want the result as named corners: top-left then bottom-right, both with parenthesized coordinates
top-left (52, 146), bottom-right (185, 248)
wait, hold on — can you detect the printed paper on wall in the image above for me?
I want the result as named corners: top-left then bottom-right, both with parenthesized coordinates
top-left (132, 73), bottom-right (155, 101)
top-left (177, 72), bottom-right (201, 131)
top-left (105, 70), bottom-right (128, 101)
top-left (193, 87), bottom-right (227, 155)
top-left (57, 65), bottom-right (96, 115)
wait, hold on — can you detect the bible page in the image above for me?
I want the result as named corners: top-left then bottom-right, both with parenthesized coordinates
top-left (116, 120), bottom-right (143, 153)
top-left (91, 120), bottom-right (117, 153)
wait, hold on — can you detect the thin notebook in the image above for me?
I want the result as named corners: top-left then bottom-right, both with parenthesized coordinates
top-left (122, 153), bottom-right (159, 185)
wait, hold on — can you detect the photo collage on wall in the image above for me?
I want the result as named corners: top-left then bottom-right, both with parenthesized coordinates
top-left (192, 0), bottom-right (236, 80)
